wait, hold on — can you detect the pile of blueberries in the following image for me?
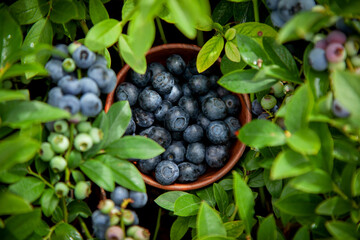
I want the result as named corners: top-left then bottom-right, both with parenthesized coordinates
top-left (115, 54), bottom-right (242, 185)
top-left (92, 185), bottom-right (150, 240)
top-left (46, 42), bottom-right (116, 117)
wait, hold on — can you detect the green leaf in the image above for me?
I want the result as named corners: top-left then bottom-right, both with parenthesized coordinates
top-left (325, 221), bottom-right (360, 240)
top-left (4, 209), bottom-right (41, 240)
top-left (274, 193), bottom-right (322, 216)
top-left (196, 35), bottom-right (224, 73)
top-left (290, 169), bottom-right (333, 194)
top-left (196, 186), bottom-right (216, 208)
top-left (284, 84), bottom-right (314, 133)
top-left (254, 65), bottom-right (301, 84)
top-left (49, 0), bottom-right (77, 23)
top-left (9, 177), bottom-right (45, 203)
top-left (225, 41), bottom-right (240, 62)
top-left (51, 222), bottom-right (83, 240)
top-left (119, 34), bottom-right (147, 74)
top-left (89, 0), bottom-right (109, 25)
top-left (122, 0), bottom-right (136, 20)
top-left (71, 170), bottom-right (85, 183)
top-left (0, 100), bottom-right (70, 128)
top-left (316, 196), bottom-right (351, 216)
top-left (170, 217), bottom-right (189, 240)
top-left (271, 150), bottom-right (312, 180)
top-left (233, 1), bottom-right (254, 23)
top-left (80, 160), bottom-right (114, 191)
top-left (1, 62), bottom-right (47, 80)
top-left (166, 0), bottom-right (196, 39)
top-left (0, 7), bottom-right (23, 67)
top-left (105, 135), bottom-right (165, 160)
top-left (233, 171), bottom-right (254, 235)
top-left (197, 201), bottom-right (226, 238)
top-left (85, 19), bottom-right (121, 51)
top-left (9, 0), bottom-right (48, 25)
top-left (40, 189), bottom-right (59, 217)
top-left (99, 155), bottom-right (146, 192)
top-left (103, 101), bottom-right (132, 147)
top-left (238, 119), bottom-right (286, 148)
top-left (293, 226), bottom-right (310, 240)
top-left (333, 139), bottom-right (360, 163)
top-left (174, 194), bottom-right (201, 217)
top-left (263, 170), bottom-right (282, 198)
top-left (352, 169), bottom-right (360, 197)
top-left (154, 191), bottom-right (189, 212)
top-left (0, 191), bottom-right (32, 215)
top-left (257, 214), bottom-right (277, 240)
top-left (286, 128), bottom-right (320, 155)
top-left (213, 183), bottom-right (229, 214)
top-left (0, 89), bottom-right (28, 102)
top-left (236, 34), bottom-right (271, 69)
top-left (67, 150), bottom-right (82, 169)
top-left (233, 22), bottom-right (277, 45)
top-left (0, 163), bottom-right (27, 184)
top-left (68, 200), bottom-right (92, 223)
top-left (220, 55), bottom-right (247, 75)
top-left (128, 16), bottom-right (156, 57)
top-left (224, 221), bottom-right (245, 238)
top-left (212, 0), bottom-right (233, 25)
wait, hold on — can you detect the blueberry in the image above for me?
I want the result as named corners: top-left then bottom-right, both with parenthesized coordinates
top-left (115, 82), bottom-right (139, 106)
top-left (266, 0), bottom-right (279, 10)
top-left (88, 64), bottom-right (117, 89)
top-left (325, 43), bottom-right (347, 63)
top-left (202, 97), bottom-right (227, 120)
top-left (148, 62), bottom-right (166, 79)
top-left (261, 95), bottom-right (277, 110)
top-left (178, 96), bottom-right (199, 120)
top-left (139, 126), bottom-right (154, 138)
top-left (183, 124), bottom-right (203, 143)
top-left (188, 75), bottom-right (210, 95)
top-left (129, 191), bottom-right (148, 208)
top-left (95, 55), bottom-right (108, 66)
top-left (332, 99), bottom-right (350, 118)
top-left (206, 121), bottom-right (230, 144)
top-left (154, 100), bottom-right (172, 122)
top-left (186, 142), bottom-right (205, 164)
top-left (278, 0), bottom-right (315, 22)
top-left (72, 45), bottom-right (96, 69)
top-left (196, 163), bottom-right (207, 175)
top-left (80, 93), bottom-right (103, 117)
top-left (199, 90), bottom-right (218, 105)
top-left (125, 117), bottom-right (136, 135)
top-left (171, 131), bottom-right (183, 141)
top-left (222, 94), bottom-right (241, 116)
top-left (216, 86), bottom-right (230, 97)
top-left (166, 54), bottom-right (186, 75)
top-left (206, 145), bottom-right (228, 168)
top-left (146, 126), bottom-right (172, 148)
top-left (45, 59), bottom-right (66, 83)
top-left (315, 38), bottom-right (328, 50)
top-left (79, 77), bottom-right (100, 96)
top-left (131, 69), bottom-right (151, 88)
top-left (197, 113), bottom-right (211, 130)
top-left (53, 44), bottom-right (68, 60)
top-left (111, 186), bottom-right (129, 205)
top-left (308, 48), bottom-right (328, 71)
top-left (327, 30), bottom-right (347, 44)
top-left (251, 99), bottom-right (263, 116)
top-left (155, 160), bottom-right (179, 185)
top-left (182, 66), bottom-right (193, 81)
top-left (74, 133), bottom-right (93, 152)
top-left (258, 112), bottom-right (270, 120)
top-left (165, 106), bottom-right (190, 131)
top-left (271, 104), bottom-right (280, 114)
top-left (138, 156), bottom-right (161, 174)
top-left (182, 83), bottom-right (192, 97)
top-left (270, 11), bottom-right (286, 27)
top-left (58, 75), bottom-right (81, 95)
top-left (54, 182), bottom-right (69, 197)
top-left (39, 142), bottom-right (54, 162)
top-left (138, 89), bottom-right (162, 112)
top-left (152, 72), bottom-right (175, 95)
top-left (105, 226), bottom-right (124, 240)
top-left (92, 210), bottom-right (110, 240)
top-left (50, 156), bottom-right (67, 172)
top-left (47, 87), bottom-right (63, 107)
top-left (164, 83), bottom-right (183, 103)
top-left (224, 116), bottom-right (241, 138)
top-left (99, 70), bottom-right (117, 94)
top-left (162, 141), bottom-right (186, 164)
top-left (59, 95), bottom-right (80, 115)
top-left (178, 162), bottom-right (200, 183)
top-left (133, 108), bottom-right (155, 128)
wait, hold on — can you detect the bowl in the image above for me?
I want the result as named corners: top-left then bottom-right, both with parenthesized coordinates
top-left (105, 43), bottom-right (251, 191)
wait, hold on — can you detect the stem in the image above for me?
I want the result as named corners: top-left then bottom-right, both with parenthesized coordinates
top-left (152, 208), bottom-right (162, 240)
top-left (62, 197), bottom-right (68, 223)
top-left (252, 0), bottom-right (259, 23)
top-left (80, 20), bottom-right (89, 35)
top-left (64, 123), bottom-right (75, 185)
top-left (156, 17), bottom-right (167, 44)
top-left (27, 166), bottom-right (54, 189)
top-left (44, 221), bottom-right (63, 240)
top-left (78, 217), bottom-right (93, 239)
top-left (346, 58), bottom-right (355, 72)
top-left (77, 69), bottom-right (82, 80)
top-left (230, 205), bottom-right (238, 221)
top-left (197, 30), bottom-right (204, 47)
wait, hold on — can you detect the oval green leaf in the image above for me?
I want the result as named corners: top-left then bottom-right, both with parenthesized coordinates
top-left (85, 19), bottom-right (121, 51)
top-left (196, 35), bottom-right (224, 73)
top-left (154, 191), bottom-right (189, 212)
top-left (89, 0), bottom-right (109, 25)
top-left (197, 201), bottom-right (226, 238)
top-left (9, 177), bottom-right (45, 203)
top-left (80, 160), bottom-right (114, 192)
top-left (119, 34), bottom-right (147, 74)
top-left (286, 128), bottom-right (321, 155)
top-left (225, 41), bottom-right (240, 62)
top-left (0, 191), bottom-right (32, 215)
top-left (174, 194), bottom-right (201, 217)
top-left (289, 169), bottom-right (333, 194)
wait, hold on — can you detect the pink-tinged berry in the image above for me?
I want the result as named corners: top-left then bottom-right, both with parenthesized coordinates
top-left (325, 43), bottom-right (347, 63)
top-left (105, 226), bottom-right (124, 240)
top-left (315, 39), bottom-right (328, 50)
top-left (326, 30), bottom-right (347, 44)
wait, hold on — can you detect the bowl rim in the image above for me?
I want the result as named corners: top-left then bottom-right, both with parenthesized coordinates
top-left (105, 43), bottom-right (252, 191)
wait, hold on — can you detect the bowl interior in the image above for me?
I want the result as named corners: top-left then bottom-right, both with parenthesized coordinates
top-left (105, 43), bottom-right (251, 191)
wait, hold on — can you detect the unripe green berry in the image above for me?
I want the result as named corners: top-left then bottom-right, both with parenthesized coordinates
top-left (77, 121), bottom-right (92, 133)
top-left (105, 226), bottom-right (124, 240)
top-left (261, 95), bottom-right (277, 110)
top-left (345, 40), bottom-right (359, 57)
top-left (50, 156), bottom-right (67, 173)
top-left (351, 56), bottom-right (360, 67)
top-left (110, 214), bottom-right (121, 226)
top-left (74, 133), bottom-right (93, 152)
top-left (127, 226), bottom-right (143, 238)
top-left (68, 42), bottom-right (82, 55)
top-left (283, 84), bottom-right (294, 95)
top-left (125, 238), bottom-right (134, 240)
top-left (89, 128), bottom-right (103, 144)
top-left (328, 61), bottom-right (346, 71)
top-left (69, 112), bottom-right (88, 124)
top-left (50, 134), bottom-right (70, 153)
top-left (133, 228), bottom-right (150, 240)
top-left (74, 181), bottom-right (91, 200)
top-left (99, 199), bottom-right (115, 214)
top-left (54, 182), bottom-right (69, 197)
top-left (270, 81), bottom-right (284, 98)
top-left (2, 80), bottom-right (13, 89)
top-left (122, 209), bottom-right (135, 226)
top-left (54, 120), bottom-right (69, 133)
top-left (224, 28), bottom-right (236, 41)
top-left (39, 142), bottom-right (55, 162)
top-left (62, 58), bottom-right (76, 72)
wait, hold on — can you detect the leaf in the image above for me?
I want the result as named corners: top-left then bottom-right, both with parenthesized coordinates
top-left (85, 19), bottom-right (121, 51)
top-left (154, 191), bottom-right (189, 212)
top-left (49, 0), bottom-right (77, 24)
top-left (174, 194), bottom-right (201, 217)
top-left (166, 0), bottom-right (196, 39)
top-left (293, 226), bottom-right (310, 240)
top-left (290, 169), bottom-right (333, 194)
top-left (170, 217), bottom-right (189, 240)
top-left (263, 170), bottom-right (282, 198)
top-left (122, 0), bottom-right (136, 20)
top-left (1, 62), bottom-right (48, 80)
top-left (40, 189), bottom-right (59, 217)
top-left (4, 209), bottom-right (41, 240)
top-left (68, 200), bottom-right (92, 223)
top-left (257, 214), bottom-right (277, 240)
top-left (333, 139), bottom-right (360, 164)
top-left (255, 65), bottom-right (302, 84)
top-left (233, 22), bottom-right (277, 45)
top-left (9, 177), bottom-right (45, 203)
top-left (325, 221), bottom-right (360, 240)
top-left (0, 191), bottom-right (32, 215)
top-left (233, 1), bottom-right (254, 23)
top-left (286, 128), bottom-right (320, 155)
top-left (218, 69), bottom-right (277, 93)
top-left (67, 150), bottom-right (82, 169)
top-left (103, 101), bottom-right (132, 147)
top-left (274, 193), bottom-right (322, 216)
top-left (213, 183), bottom-right (229, 214)
top-left (224, 221), bottom-right (245, 238)
top-left (0, 7), bottom-right (23, 67)
top-left (99, 155), bottom-right (146, 192)
top-left (0, 100), bottom-right (70, 128)
top-left (51, 222), bottom-right (83, 240)
top-left (0, 163), bottom-right (27, 184)
top-left (212, 0), bottom-right (233, 25)
top-left (196, 35), bottom-right (224, 73)
top-left (128, 16), bottom-right (156, 57)
top-left (89, 0), bottom-right (109, 25)
top-left (119, 34), bottom-right (147, 74)
top-left (238, 119), bottom-right (286, 148)
top-left (316, 196), bottom-right (352, 216)
top-left (225, 41), bottom-right (240, 62)
top-left (352, 169), bottom-right (360, 197)
top-left (80, 160), bottom-right (114, 191)
top-left (196, 186), bottom-right (216, 208)
top-left (9, 0), bottom-right (48, 25)
top-left (197, 201), bottom-right (226, 238)
top-left (0, 89), bottom-right (28, 102)
top-left (105, 135), bottom-right (165, 160)
top-left (236, 34), bottom-right (271, 69)
top-left (233, 171), bottom-right (254, 235)
top-left (220, 55), bottom-right (246, 75)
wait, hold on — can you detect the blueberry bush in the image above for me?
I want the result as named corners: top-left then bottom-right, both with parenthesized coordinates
top-left (0, 0), bottom-right (360, 239)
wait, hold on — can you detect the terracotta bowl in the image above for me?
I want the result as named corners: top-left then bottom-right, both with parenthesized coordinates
top-left (105, 43), bottom-right (251, 191)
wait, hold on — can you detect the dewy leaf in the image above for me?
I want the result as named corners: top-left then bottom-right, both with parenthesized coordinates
top-left (316, 196), bottom-right (352, 216)
top-left (271, 149), bottom-right (312, 180)
top-left (238, 119), bottom-right (286, 148)
top-left (233, 171), bottom-right (254, 235)
top-left (197, 202), bottom-right (226, 238)
top-left (257, 214), bottom-right (277, 240)
top-left (9, 177), bottom-right (45, 203)
top-left (286, 128), bottom-right (321, 155)
top-left (290, 169), bottom-right (333, 194)
top-left (4, 209), bottom-right (41, 240)
top-left (52, 222), bottom-right (83, 240)
top-left (154, 191), bottom-right (189, 212)
top-left (325, 221), bottom-right (360, 240)
top-left (119, 34), bottom-right (147, 74)
top-left (89, 0), bottom-right (109, 25)
top-left (80, 160), bottom-right (114, 192)
top-left (174, 194), bottom-right (201, 217)
top-left (225, 41), bottom-right (241, 62)
top-left (274, 193), bottom-right (322, 216)
top-left (105, 135), bottom-right (165, 160)
top-left (0, 191), bottom-right (32, 215)
top-left (170, 217), bottom-right (189, 240)
top-left (9, 0), bottom-right (48, 25)
top-left (40, 189), bottom-right (59, 217)
top-left (49, 0), bottom-right (77, 24)
top-left (196, 35), bottom-right (224, 73)
top-left (85, 19), bottom-right (121, 51)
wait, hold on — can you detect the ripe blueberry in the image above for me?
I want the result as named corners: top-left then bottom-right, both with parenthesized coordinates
top-left (162, 141), bottom-right (186, 164)
top-left (165, 106), bottom-right (190, 132)
top-left (152, 72), bottom-right (175, 95)
top-left (206, 121), bottom-right (230, 144)
top-left (186, 142), bottom-right (205, 164)
top-left (72, 45), bottom-right (96, 69)
top-left (154, 100), bottom-right (172, 122)
top-left (205, 145), bottom-right (228, 168)
top-left (129, 191), bottom-right (148, 208)
top-left (45, 59), bottom-right (66, 83)
top-left (202, 97), bottom-right (227, 120)
top-left (166, 54), bottom-right (186, 75)
top-left (178, 96), bottom-right (199, 120)
top-left (146, 126), bottom-right (172, 148)
top-left (115, 82), bottom-right (139, 106)
top-left (80, 93), bottom-right (103, 117)
top-left (125, 117), bottom-right (136, 135)
top-left (309, 48), bottom-right (328, 71)
top-left (196, 113), bottom-right (211, 130)
top-left (58, 75), bottom-right (81, 95)
top-left (79, 77), bottom-right (100, 96)
top-left (224, 116), bottom-right (241, 138)
top-left (222, 94), bottom-right (241, 116)
top-left (164, 83), bottom-right (183, 103)
top-left (138, 89), bottom-right (162, 112)
top-left (332, 99), bottom-right (350, 118)
top-left (111, 186), bottom-right (129, 206)
top-left (183, 124), bottom-right (203, 143)
top-left (155, 160), bottom-right (179, 185)
top-left (130, 69), bottom-right (151, 88)
top-left (138, 156), bottom-right (161, 174)
top-left (177, 162), bottom-right (200, 183)
top-left (188, 75), bottom-right (210, 95)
